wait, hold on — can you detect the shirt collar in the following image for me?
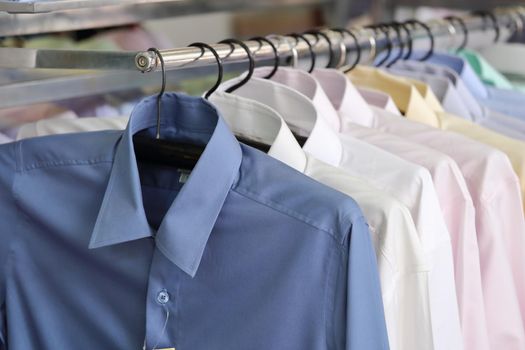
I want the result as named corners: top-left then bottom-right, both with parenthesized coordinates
top-left (208, 91), bottom-right (307, 172)
top-left (89, 92), bottom-right (242, 277)
top-left (356, 87), bottom-right (401, 115)
top-left (219, 75), bottom-right (343, 167)
top-left (392, 60), bottom-right (484, 119)
top-left (387, 66), bottom-right (449, 101)
top-left (347, 66), bottom-right (439, 127)
top-left (458, 49), bottom-right (514, 89)
top-left (424, 51), bottom-right (489, 98)
top-left (254, 67), bottom-right (342, 132)
top-left (311, 68), bottom-right (375, 128)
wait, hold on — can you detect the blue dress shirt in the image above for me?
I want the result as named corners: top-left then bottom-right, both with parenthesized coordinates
top-left (0, 93), bottom-right (388, 349)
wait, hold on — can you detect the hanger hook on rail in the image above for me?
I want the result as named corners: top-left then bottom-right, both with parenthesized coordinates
top-left (471, 10), bottom-right (500, 43)
top-left (386, 22), bottom-right (405, 67)
top-left (332, 28), bottom-right (361, 72)
top-left (366, 24), bottom-right (392, 67)
top-left (304, 29), bottom-right (335, 68)
top-left (145, 47), bottom-right (165, 140)
top-left (289, 33), bottom-right (316, 73)
top-left (249, 36), bottom-right (279, 79)
top-left (217, 38), bottom-right (254, 93)
top-left (444, 15), bottom-right (468, 52)
top-left (188, 42), bottom-right (223, 99)
top-left (403, 19), bottom-right (434, 61)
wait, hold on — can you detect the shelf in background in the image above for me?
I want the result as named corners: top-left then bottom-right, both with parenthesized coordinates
top-left (0, 0), bottom-right (330, 36)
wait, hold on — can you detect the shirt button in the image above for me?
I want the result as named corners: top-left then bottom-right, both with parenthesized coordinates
top-left (156, 290), bottom-right (170, 305)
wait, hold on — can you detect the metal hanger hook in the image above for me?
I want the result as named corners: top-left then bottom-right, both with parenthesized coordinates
top-left (249, 36), bottom-right (279, 79)
top-left (289, 33), bottom-right (316, 73)
top-left (188, 42), bottom-right (223, 99)
top-left (304, 29), bottom-right (335, 68)
top-left (472, 10), bottom-right (500, 43)
top-left (218, 38), bottom-right (255, 93)
top-left (268, 34), bottom-right (298, 69)
top-left (367, 24), bottom-right (392, 67)
top-left (444, 15), bottom-right (468, 51)
top-left (146, 47), bottom-right (165, 140)
top-left (332, 28), bottom-right (361, 72)
top-left (439, 18), bottom-right (459, 51)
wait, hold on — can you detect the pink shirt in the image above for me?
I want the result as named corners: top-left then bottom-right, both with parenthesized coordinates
top-left (362, 93), bottom-right (525, 349)
top-left (312, 69), bottom-right (488, 350)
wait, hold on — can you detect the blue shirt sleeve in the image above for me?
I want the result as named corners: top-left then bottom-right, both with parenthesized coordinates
top-left (335, 215), bottom-right (390, 350)
top-left (0, 142), bottom-right (18, 348)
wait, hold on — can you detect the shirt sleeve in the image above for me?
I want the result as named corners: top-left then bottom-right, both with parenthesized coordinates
top-left (0, 142), bottom-right (18, 347)
top-left (335, 215), bottom-right (390, 350)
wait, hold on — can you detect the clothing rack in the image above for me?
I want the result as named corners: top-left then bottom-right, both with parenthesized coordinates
top-left (0, 6), bottom-right (522, 110)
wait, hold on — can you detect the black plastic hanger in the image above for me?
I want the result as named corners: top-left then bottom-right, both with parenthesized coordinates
top-left (249, 36), bottom-right (279, 79)
top-left (398, 21), bottom-right (414, 59)
top-left (304, 30), bottom-right (334, 68)
top-left (188, 42), bottom-right (223, 99)
top-left (332, 28), bottom-right (361, 72)
top-left (444, 15), bottom-right (468, 51)
top-left (471, 10), bottom-right (500, 43)
top-left (213, 40), bottom-right (272, 152)
top-left (289, 33), bottom-right (316, 73)
top-left (218, 38), bottom-right (255, 93)
top-left (133, 47), bottom-right (206, 170)
top-left (386, 22), bottom-right (405, 67)
top-left (404, 19), bottom-right (434, 61)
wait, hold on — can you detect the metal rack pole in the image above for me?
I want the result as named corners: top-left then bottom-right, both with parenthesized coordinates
top-left (0, 7), bottom-right (522, 111)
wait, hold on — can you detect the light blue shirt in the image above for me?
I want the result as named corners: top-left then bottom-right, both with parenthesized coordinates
top-left (0, 92), bottom-right (388, 349)
top-left (424, 52), bottom-right (525, 123)
top-left (0, 133), bottom-right (11, 144)
top-left (388, 61), bottom-right (525, 140)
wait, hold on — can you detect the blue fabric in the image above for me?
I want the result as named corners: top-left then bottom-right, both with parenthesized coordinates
top-left (0, 92), bottom-right (388, 349)
top-left (424, 52), bottom-right (525, 121)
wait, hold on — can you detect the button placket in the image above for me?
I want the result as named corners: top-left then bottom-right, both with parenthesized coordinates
top-left (146, 249), bottom-right (181, 350)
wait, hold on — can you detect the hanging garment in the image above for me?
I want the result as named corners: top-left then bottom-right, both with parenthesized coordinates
top-left (358, 90), bottom-right (525, 349)
top-left (347, 66), bottom-right (525, 211)
top-left (387, 64), bottom-right (525, 139)
top-left (387, 66), bottom-right (472, 119)
top-left (0, 92), bottom-right (389, 350)
top-left (386, 61), bottom-right (525, 140)
top-left (457, 49), bottom-right (515, 90)
top-left (356, 87), bottom-right (401, 115)
top-left (423, 52), bottom-right (525, 120)
top-left (478, 43), bottom-right (525, 91)
top-left (223, 70), bottom-right (462, 350)
top-left (0, 133), bottom-right (11, 144)
top-left (311, 68), bottom-right (487, 350)
top-left (15, 89), bottom-right (428, 350)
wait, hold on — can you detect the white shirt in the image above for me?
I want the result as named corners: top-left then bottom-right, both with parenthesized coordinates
top-left (223, 69), bottom-right (462, 350)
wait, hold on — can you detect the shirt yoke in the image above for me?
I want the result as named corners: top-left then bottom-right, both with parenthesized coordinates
top-left (235, 144), bottom-right (365, 246)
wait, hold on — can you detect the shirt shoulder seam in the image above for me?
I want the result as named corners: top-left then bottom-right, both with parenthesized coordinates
top-left (233, 186), bottom-right (355, 246)
top-left (18, 157), bottom-right (113, 173)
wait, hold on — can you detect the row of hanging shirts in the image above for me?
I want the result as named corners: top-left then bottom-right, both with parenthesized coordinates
top-left (1, 7), bottom-right (525, 350)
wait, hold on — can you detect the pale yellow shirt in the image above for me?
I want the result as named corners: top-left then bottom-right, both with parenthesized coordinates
top-left (347, 66), bottom-right (525, 212)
